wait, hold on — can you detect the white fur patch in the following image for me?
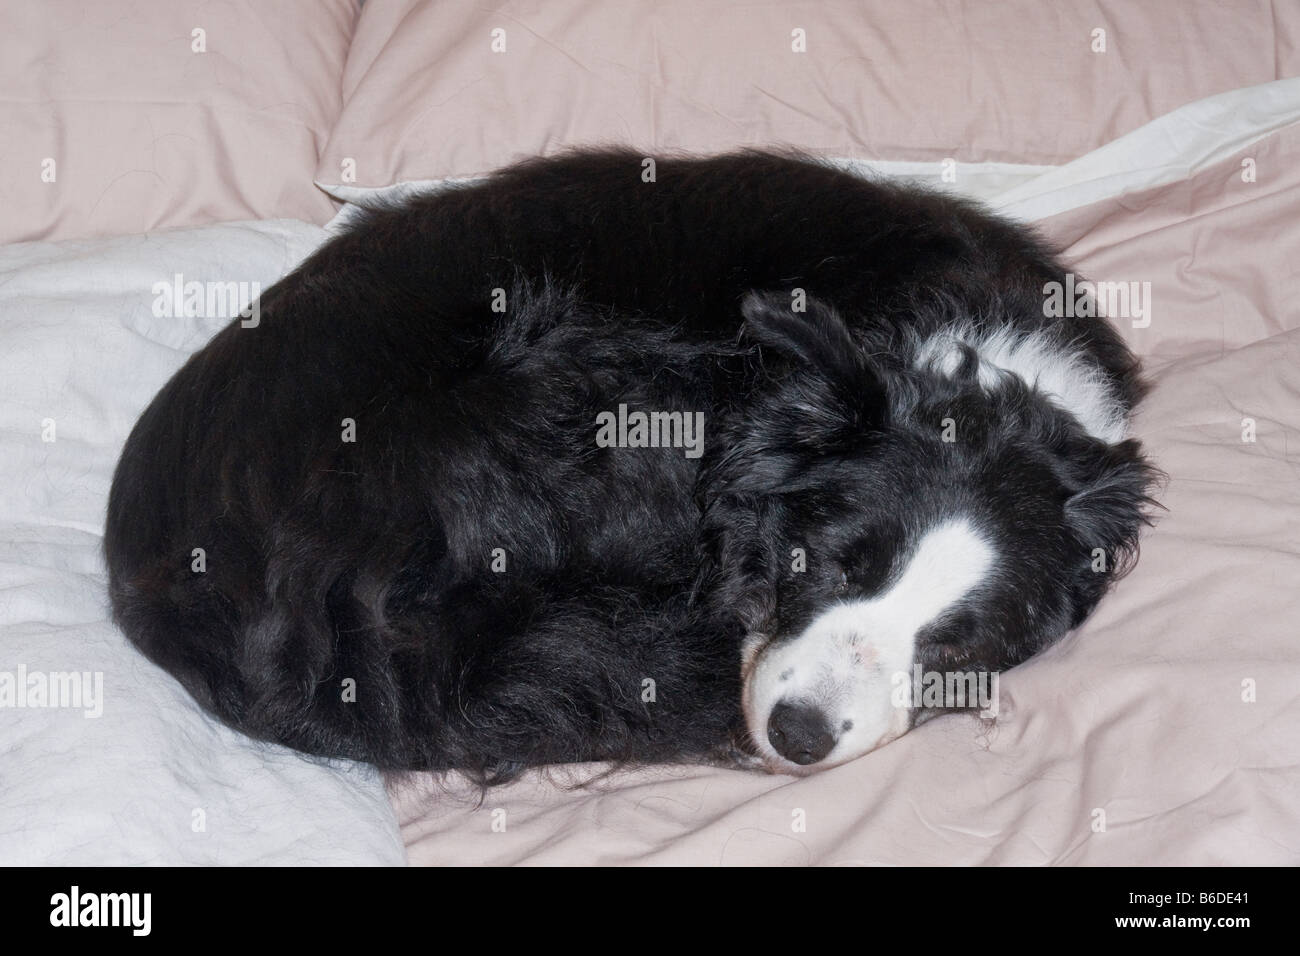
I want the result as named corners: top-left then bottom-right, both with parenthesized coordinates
top-left (744, 518), bottom-right (996, 773)
top-left (915, 325), bottom-right (1127, 443)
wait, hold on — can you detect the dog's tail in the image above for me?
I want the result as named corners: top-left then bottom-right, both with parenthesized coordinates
top-left (107, 533), bottom-right (444, 768)
top-left (106, 418), bottom-right (443, 769)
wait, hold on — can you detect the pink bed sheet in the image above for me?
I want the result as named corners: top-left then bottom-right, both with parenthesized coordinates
top-left (390, 118), bottom-right (1300, 868)
top-left (318, 0), bottom-right (1300, 188)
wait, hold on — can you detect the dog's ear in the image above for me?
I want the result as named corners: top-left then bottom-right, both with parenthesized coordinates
top-left (739, 290), bottom-right (888, 447)
top-left (741, 291), bottom-right (861, 380)
top-left (695, 293), bottom-right (892, 620)
top-left (1062, 438), bottom-right (1161, 623)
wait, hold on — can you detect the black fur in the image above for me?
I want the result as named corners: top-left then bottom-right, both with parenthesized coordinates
top-left (104, 149), bottom-right (1156, 781)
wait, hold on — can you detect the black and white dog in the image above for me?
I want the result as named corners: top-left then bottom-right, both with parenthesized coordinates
top-left (105, 150), bottom-right (1156, 781)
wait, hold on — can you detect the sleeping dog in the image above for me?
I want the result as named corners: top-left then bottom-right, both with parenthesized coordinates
top-left (105, 150), bottom-right (1156, 781)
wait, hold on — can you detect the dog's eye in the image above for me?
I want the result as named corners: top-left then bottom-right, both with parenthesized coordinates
top-left (837, 569), bottom-right (849, 589)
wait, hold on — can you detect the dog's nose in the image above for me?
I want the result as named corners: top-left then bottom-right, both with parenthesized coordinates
top-left (767, 701), bottom-right (836, 765)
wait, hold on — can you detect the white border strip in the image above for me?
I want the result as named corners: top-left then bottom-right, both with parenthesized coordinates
top-left (988, 77), bottom-right (1300, 221)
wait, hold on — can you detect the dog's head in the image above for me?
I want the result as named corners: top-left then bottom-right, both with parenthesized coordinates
top-left (700, 292), bottom-right (1158, 774)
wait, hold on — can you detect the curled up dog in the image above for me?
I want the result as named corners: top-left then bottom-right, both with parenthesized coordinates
top-left (104, 150), bottom-right (1158, 782)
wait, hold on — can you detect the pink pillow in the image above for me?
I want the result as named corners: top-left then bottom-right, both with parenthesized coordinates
top-left (317, 0), bottom-right (1300, 192)
top-left (0, 0), bottom-right (359, 244)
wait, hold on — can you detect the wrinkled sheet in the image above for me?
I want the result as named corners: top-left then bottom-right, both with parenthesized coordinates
top-left (394, 80), bottom-right (1300, 866)
top-left (316, 0), bottom-right (1300, 193)
top-left (0, 221), bottom-right (406, 866)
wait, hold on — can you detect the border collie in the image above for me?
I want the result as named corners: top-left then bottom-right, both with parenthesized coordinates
top-left (105, 150), bottom-right (1156, 782)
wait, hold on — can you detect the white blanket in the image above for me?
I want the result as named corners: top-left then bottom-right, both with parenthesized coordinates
top-left (0, 221), bottom-right (405, 865)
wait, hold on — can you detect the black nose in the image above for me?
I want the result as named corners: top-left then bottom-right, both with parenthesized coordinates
top-left (767, 702), bottom-right (837, 765)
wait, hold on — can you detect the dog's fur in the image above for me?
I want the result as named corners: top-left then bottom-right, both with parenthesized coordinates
top-left (105, 150), bottom-right (1156, 781)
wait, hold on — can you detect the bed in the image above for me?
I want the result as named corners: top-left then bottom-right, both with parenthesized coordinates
top-left (2, 0), bottom-right (1297, 866)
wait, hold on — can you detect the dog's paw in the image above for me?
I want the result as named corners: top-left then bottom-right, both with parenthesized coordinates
top-left (707, 737), bottom-right (767, 772)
